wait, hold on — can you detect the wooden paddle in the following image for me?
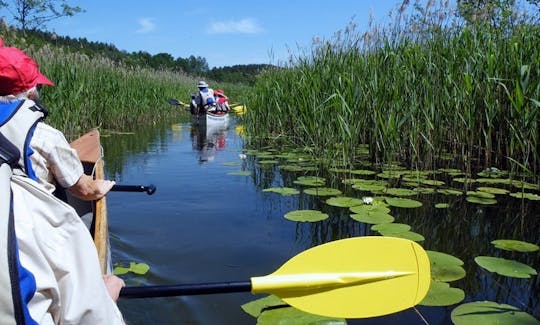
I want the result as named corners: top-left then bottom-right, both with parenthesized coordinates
top-left (119, 236), bottom-right (431, 319)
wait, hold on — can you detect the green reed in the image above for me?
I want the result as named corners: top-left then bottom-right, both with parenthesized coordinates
top-left (2, 27), bottom-right (244, 140)
top-left (244, 2), bottom-right (539, 181)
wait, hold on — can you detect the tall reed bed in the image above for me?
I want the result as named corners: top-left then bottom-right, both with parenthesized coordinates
top-left (2, 27), bottom-right (198, 139)
top-left (244, 1), bottom-right (539, 180)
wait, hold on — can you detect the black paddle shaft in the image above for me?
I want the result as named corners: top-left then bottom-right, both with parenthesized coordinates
top-left (111, 184), bottom-right (156, 195)
top-left (120, 281), bottom-right (252, 299)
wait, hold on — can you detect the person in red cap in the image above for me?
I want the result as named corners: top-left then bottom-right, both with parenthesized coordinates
top-left (214, 89), bottom-right (230, 113)
top-left (0, 44), bottom-right (126, 324)
top-left (0, 45), bottom-right (115, 200)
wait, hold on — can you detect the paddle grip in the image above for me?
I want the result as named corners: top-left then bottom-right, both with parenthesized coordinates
top-left (111, 184), bottom-right (156, 195)
top-left (120, 281), bottom-right (252, 299)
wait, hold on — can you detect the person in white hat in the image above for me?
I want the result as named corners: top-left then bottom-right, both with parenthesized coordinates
top-left (191, 80), bottom-right (217, 114)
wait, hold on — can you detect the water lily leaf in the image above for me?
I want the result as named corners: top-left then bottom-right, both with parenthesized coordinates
top-left (413, 187), bottom-right (437, 194)
top-left (227, 170), bottom-right (251, 176)
top-left (475, 256), bottom-right (537, 278)
top-left (466, 191), bottom-right (496, 199)
top-left (427, 251), bottom-right (464, 266)
top-left (350, 204), bottom-right (390, 215)
top-left (420, 281), bottom-right (465, 306)
top-left (477, 178), bottom-right (512, 185)
top-left (383, 231), bottom-right (425, 242)
top-left (385, 197), bottom-right (423, 208)
top-left (420, 179), bottom-right (446, 186)
top-left (435, 203), bottom-right (450, 208)
top-left (476, 186), bottom-right (509, 195)
top-left (437, 188), bottom-right (463, 196)
top-left (382, 188), bottom-right (417, 196)
top-left (431, 264), bottom-right (466, 282)
top-left (113, 262), bottom-right (150, 275)
top-left (511, 180), bottom-right (539, 190)
top-left (350, 212), bottom-right (394, 224)
top-left (491, 239), bottom-right (539, 252)
top-left (451, 301), bottom-right (540, 325)
top-left (257, 306), bottom-right (347, 325)
top-left (465, 196), bottom-right (497, 205)
top-left (352, 182), bottom-right (387, 192)
top-left (325, 196), bottom-right (364, 207)
top-left (241, 295), bottom-right (286, 317)
top-left (284, 210), bottom-right (329, 222)
top-left (304, 187), bottom-right (342, 196)
top-left (350, 169), bottom-right (377, 176)
top-left (371, 223), bottom-right (411, 233)
top-left (293, 176), bottom-right (326, 186)
top-left (509, 192), bottom-right (540, 201)
top-left (263, 187), bottom-right (300, 196)
top-left (452, 177), bottom-right (475, 184)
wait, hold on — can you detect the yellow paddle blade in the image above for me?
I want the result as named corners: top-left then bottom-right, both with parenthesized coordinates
top-left (230, 104), bottom-right (247, 114)
top-left (251, 236), bottom-right (430, 319)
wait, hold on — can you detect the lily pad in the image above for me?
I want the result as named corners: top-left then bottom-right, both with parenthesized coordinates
top-left (476, 186), bottom-right (509, 195)
top-left (431, 264), bottom-right (466, 282)
top-left (278, 165), bottom-right (305, 172)
top-left (437, 188), bottom-right (463, 196)
top-left (509, 192), bottom-right (540, 201)
top-left (350, 212), bottom-right (395, 224)
top-left (420, 281), bottom-right (465, 306)
top-left (303, 187), bottom-right (342, 196)
top-left (475, 256), bottom-right (537, 278)
top-left (451, 301), bottom-right (540, 325)
top-left (383, 231), bottom-right (425, 242)
top-left (420, 179), bottom-right (446, 186)
top-left (221, 162), bottom-right (241, 166)
top-left (350, 204), bottom-right (390, 215)
top-left (113, 262), bottom-right (150, 275)
top-left (293, 176), bottom-right (326, 186)
top-left (465, 196), bottom-right (497, 205)
top-left (257, 306), bottom-right (347, 325)
top-left (263, 187), bottom-right (300, 196)
top-left (325, 196), bottom-right (364, 208)
top-left (371, 223), bottom-right (411, 233)
top-left (466, 191), bottom-right (496, 199)
top-left (385, 197), bottom-right (423, 208)
top-left (350, 169), bottom-right (377, 176)
top-left (382, 188), bottom-right (418, 197)
top-left (491, 239), bottom-right (539, 252)
top-left (435, 203), bottom-right (450, 208)
top-left (284, 210), bottom-right (329, 222)
top-left (427, 251), bottom-right (464, 266)
top-left (241, 295), bottom-right (286, 317)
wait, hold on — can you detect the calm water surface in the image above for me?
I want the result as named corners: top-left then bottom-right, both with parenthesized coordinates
top-left (102, 117), bottom-right (539, 325)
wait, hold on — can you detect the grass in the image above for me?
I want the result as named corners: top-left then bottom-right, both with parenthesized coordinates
top-left (243, 1), bottom-right (539, 183)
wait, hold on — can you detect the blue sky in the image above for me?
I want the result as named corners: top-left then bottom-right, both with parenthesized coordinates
top-left (38, 0), bottom-right (409, 68)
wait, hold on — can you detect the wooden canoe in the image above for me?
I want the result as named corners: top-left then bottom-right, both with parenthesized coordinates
top-left (69, 129), bottom-right (110, 274)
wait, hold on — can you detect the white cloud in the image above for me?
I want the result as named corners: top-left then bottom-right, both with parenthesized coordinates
top-left (208, 18), bottom-right (262, 34)
top-left (136, 18), bottom-right (156, 34)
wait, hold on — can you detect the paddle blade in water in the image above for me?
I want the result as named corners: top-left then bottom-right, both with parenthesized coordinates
top-left (250, 236), bottom-right (430, 318)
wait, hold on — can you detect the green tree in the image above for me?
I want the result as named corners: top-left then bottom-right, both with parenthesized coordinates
top-left (3, 0), bottom-right (83, 31)
top-left (457, 0), bottom-right (517, 27)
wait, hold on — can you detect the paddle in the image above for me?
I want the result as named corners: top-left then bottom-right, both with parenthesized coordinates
top-left (168, 98), bottom-right (189, 107)
top-left (119, 236), bottom-right (431, 319)
top-left (111, 184), bottom-right (156, 195)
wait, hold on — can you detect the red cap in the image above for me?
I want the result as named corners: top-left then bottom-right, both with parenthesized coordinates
top-left (0, 46), bottom-right (54, 95)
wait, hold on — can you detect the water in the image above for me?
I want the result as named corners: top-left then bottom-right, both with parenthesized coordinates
top-left (102, 117), bottom-right (539, 325)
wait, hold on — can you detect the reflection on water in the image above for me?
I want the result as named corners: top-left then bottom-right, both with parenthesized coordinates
top-left (103, 116), bottom-right (539, 325)
top-left (191, 123), bottom-right (229, 164)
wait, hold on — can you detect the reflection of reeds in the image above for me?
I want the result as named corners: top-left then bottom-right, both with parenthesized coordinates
top-left (244, 1), bottom-right (539, 181)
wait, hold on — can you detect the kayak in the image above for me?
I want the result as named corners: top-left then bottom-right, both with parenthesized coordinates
top-left (192, 111), bottom-right (230, 129)
top-left (69, 129), bottom-right (111, 274)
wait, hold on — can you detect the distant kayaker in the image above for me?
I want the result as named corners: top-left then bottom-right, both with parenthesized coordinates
top-left (214, 89), bottom-right (230, 113)
top-left (0, 41), bottom-right (115, 201)
top-left (192, 80), bottom-right (218, 114)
